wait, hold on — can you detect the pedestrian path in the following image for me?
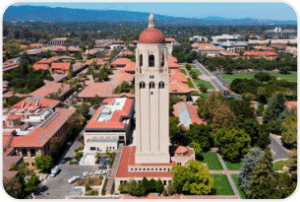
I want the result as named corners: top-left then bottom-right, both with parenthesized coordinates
top-left (210, 170), bottom-right (240, 174)
top-left (215, 152), bottom-right (241, 198)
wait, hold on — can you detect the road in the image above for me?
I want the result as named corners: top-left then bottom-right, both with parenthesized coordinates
top-left (269, 134), bottom-right (291, 161)
top-left (193, 60), bottom-right (227, 92)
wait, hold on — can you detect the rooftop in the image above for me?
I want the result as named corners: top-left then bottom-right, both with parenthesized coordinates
top-left (30, 83), bottom-right (71, 98)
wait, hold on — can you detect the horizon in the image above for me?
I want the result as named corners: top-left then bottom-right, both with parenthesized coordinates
top-left (11, 2), bottom-right (297, 21)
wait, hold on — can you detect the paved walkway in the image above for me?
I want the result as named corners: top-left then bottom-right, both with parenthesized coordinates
top-left (215, 152), bottom-right (241, 198)
top-left (269, 133), bottom-right (291, 162)
top-left (210, 170), bottom-right (240, 174)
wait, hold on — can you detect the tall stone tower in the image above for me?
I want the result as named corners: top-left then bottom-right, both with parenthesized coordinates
top-left (135, 13), bottom-right (170, 164)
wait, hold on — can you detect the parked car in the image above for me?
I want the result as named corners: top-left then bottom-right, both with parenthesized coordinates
top-left (94, 170), bottom-right (102, 175)
top-left (66, 142), bottom-right (72, 146)
top-left (83, 172), bottom-right (89, 177)
top-left (50, 166), bottom-right (60, 177)
top-left (68, 176), bottom-right (80, 184)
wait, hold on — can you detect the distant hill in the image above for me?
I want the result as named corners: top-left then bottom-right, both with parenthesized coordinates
top-left (3, 5), bottom-right (297, 25)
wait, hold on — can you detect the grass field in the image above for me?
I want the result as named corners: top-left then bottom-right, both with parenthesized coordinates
top-left (273, 160), bottom-right (289, 171)
top-left (211, 174), bottom-right (234, 195)
top-left (187, 78), bottom-right (195, 88)
top-left (189, 69), bottom-right (202, 76)
top-left (221, 72), bottom-right (297, 83)
top-left (191, 65), bottom-right (197, 69)
top-left (225, 161), bottom-right (243, 171)
top-left (180, 68), bottom-right (187, 75)
top-left (231, 174), bottom-right (247, 199)
top-left (200, 92), bottom-right (210, 98)
top-left (193, 79), bottom-right (215, 89)
top-left (201, 152), bottom-right (223, 170)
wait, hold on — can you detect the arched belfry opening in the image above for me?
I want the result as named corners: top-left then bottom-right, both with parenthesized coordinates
top-left (149, 55), bottom-right (155, 67)
top-left (139, 54), bottom-right (143, 67)
top-left (159, 81), bottom-right (165, 89)
top-left (161, 54), bottom-right (165, 67)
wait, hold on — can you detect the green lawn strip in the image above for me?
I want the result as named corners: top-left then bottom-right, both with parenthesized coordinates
top-left (201, 152), bottom-right (223, 170)
top-left (190, 65), bottom-right (197, 69)
top-left (180, 68), bottom-right (187, 75)
top-left (187, 78), bottom-right (195, 88)
top-left (211, 174), bottom-right (234, 195)
top-left (193, 79), bottom-right (214, 89)
top-left (231, 174), bottom-right (247, 199)
top-left (189, 69), bottom-right (202, 76)
top-left (221, 73), bottom-right (297, 83)
top-left (273, 160), bottom-right (289, 171)
top-left (200, 92), bottom-right (210, 98)
top-left (225, 161), bottom-right (243, 171)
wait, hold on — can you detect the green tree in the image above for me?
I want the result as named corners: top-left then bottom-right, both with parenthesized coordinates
top-left (76, 102), bottom-right (90, 116)
top-left (238, 147), bottom-right (264, 194)
top-left (141, 177), bottom-right (149, 193)
top-left (281, 114), bottom-right (297, 149)
top-left (189, 141), bottom-right (203, 159)
top-left (34, 155), bottom-right (53, 173)
top-left (171, 160), bottom-right (214, 195)
top-left (215, 128), bottom-right (251, 163)
top-left (254, 72), bottom-right (271, 82)
top-left (3, 176), bottom-right (23, 199)
top-left (167, 182), bottom-right (176, 195)
top-left (156, 179), bottom-right (164, 194)
top-left (210, 102), bottom-right (235, 132)
top-left (199, 84), bottom-right (207, 93)
top-left (90, 95), bottom-right (102, 106)
top-left (169, 117), bottom-right (190, 146)
top-left (23, 172), bottom-right (40, 198)
top-left (247, 147), bottom-right (276, 199)
top-left (190, 71), bottom-right (198, 79)
top-left (289, 149), bottom-right (297, 182)
top-left (263, 93), bottom-right (286, 123)
top-left (186, 123), bottom-right (213, 151)
top-left (148, 179), bottom-right (157, 193)
top-left (133, 182), bottom-right (146, 197)
top-left (185, 63), bottom-right (191, 70)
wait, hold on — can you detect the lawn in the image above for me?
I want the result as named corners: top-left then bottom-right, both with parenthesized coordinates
top-left (191, 65), bottom-right (197, 69)
top-left (273, 160), bottom-right (289, 171)
top-left (231, 174), bottom-right (247, 199)
top-left (211, 174), bottom-right (234, 195)
top-left (201, 152), bottom-right (223, 170)
top-left (190, 69), bottom-right (202, 76)
top-left (225, 161), bottom-right (243, 171)
top-left (200, 92), bottom-right (210, 98)
top-left (221, 72), bottom-right (297, 83)
top-left (193, 79), bottom-right (214, 89)
top-left (180, 68), bottom-right (187, 75)
top-left (187, 78), bottom-right (195, 88)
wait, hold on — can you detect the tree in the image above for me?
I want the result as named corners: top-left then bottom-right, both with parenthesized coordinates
top-left (186, 123), bottom-right (213, 151)
top-left (210, 102), bottom-right (235, 132)
top-left (141, 177), bottom-right (149, 193)
top-left (254, 72), bottom-right (271, 82)
top-left (289, 149), bottom-right (297, 182)
top-left (199, 84), bottom-right (207, 93)
top-left (169, 117), bottom-right (190, 146)
top-left (215, 128), bottom-right (251, 163)
top-left (256, 124), bottom-right (271, 149)
top-left (148, 179), bottom-right (157, 193)
top-left (263, 93), bottom-right (286, 123)
top-left (90, 95), bottom-right (102, 106)
top-left (3, 177), bottom-right (23, 199)
top-left (189, 141), bottom-right (203, 159)
top-left (34, 155), bottom-right (53, 173)
top-left (190, 71), bottom-right (198, 79)
top-left (156, 179), bottom-right (164, 194)
top-left (10, 163), bottom-right (17, 171)
top-left (23, 171), bottom-right (40, 198)
top-left (133, 182), bottom-right (146, 197)
top-left (171, 160), bottom-right (214, 195)
top-left (247, 147), bottom-right (276, 199)
top-left (102, 72), bottom-right (109, 81)
top-left (167, 182), bottom-right (176, 195)
top-left (76, 102), bottom-right (90, 116)
top-left (281, 114), bottom-right (297, 149)
top-left (238, 147), bottom-right (264, 194)
top-left (185, 63), bottom-right (191, 70)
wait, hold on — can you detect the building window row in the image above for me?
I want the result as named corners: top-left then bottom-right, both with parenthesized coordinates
top-left (129, 167), bottom-right (171, 172)
top-left (139, 81), bottom-right (165, 89)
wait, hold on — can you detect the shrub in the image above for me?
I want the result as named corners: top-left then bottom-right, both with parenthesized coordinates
top-left (163, 188), bottom-right (168, 196)
top-left (199, 84), bottom-right (208, 93)
top-left (85, 184), bottom-right (92, 191)
top-left (85, 190), bottom-right (98, 196)
top-left (185, 63), bottom-right (192, 70)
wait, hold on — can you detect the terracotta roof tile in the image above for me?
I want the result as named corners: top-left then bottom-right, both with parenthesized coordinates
top-left (110, 58), bottom-right (132, 66)
top-left (243, 51), bottom-right (278, 57)
top-left (50, 62), bottom-right (70, 71)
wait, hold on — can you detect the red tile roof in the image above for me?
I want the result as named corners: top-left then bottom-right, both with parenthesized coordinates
top-left (49, 45), bottom-right (67, 52)
top-left (168, 54), bottom-right (178, 63)
top-left (285, 101), bottom-right (297, 110)
top-left (169, 79), bottom-right (190, 94)
top-left (30, 43), bottom-right (43, 48)
top-left (243, 51), bottom-right (278, 57)
top-left (175, 146), bottom-right (188, 154)
top-left (10, 108), bottom-right (75, 148)
top-left (116, 146), bottom-right (174, 178)
top-left (113, 73), bottom-right (135, 86)
top-left (3, 92), bottom-right (27, 99)
top-left (165, 38), bottom-right (175, 42)
top-left (169, 69), bottom-right (187, 83)
top-left (20, 45), bottom-right (28, 49)
top-left (191, 43), bottom-right (214, 49)
top-left (6, 114), bottom-right (21, 121)
top-left (120, 50), bottom-right (133, 56)
top-left (123, 62), bottom-right (136, 73)
top-left (219, 51), bottom-right (239, 57)
top-left (77, 83), bottom-right (115, 98)
top-left (253, 46), bottom-right (274, 51)
top-left (85, 98), bottom-right (133, 130)
top-left (33, 59), bottom-right (52, 71)
top-left (173, 102), bottom-right (207, 128)
top-left (82, 49), bottom-right (98, 55)
top-left (85, 58), bottom-right (104, 66)
top-left (110, 58), bottom-right (132, 66)
top-left (50, 62), bottom-right (70, 71)
top-left (51, 38), bottom-right (67, 41)
top-left (30, 83), bottom-right (71, 98)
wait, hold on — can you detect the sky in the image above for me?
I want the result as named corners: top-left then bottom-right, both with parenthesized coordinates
top-left (12, 2), bottom-right (297, 21)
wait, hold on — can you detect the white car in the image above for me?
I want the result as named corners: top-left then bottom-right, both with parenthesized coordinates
top-left (68, 176), bottom-right (80, 184)
top-left (94, 170), bottom-right (103, 175)
top-left (50, 166), bottom-right (60, 177)
top-left (83, 172), bottom-right (89, 177)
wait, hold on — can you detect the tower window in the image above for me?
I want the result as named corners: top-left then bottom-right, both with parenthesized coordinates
top-left (161, 54), bottom-right (165, 66)
top-left (149, 82), bottom-right (155, 89)
top-left (139, 54), bottom-right (143, 66)
top-left (140, 82), bottom-right (145, 89)
top-left (149, 55), bottom-right (155, 67)
top-left (159, 82), bottom-right (165, 89)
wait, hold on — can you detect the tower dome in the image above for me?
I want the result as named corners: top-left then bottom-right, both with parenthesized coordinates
top-left (138, 13), bottom-right (165, 44)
